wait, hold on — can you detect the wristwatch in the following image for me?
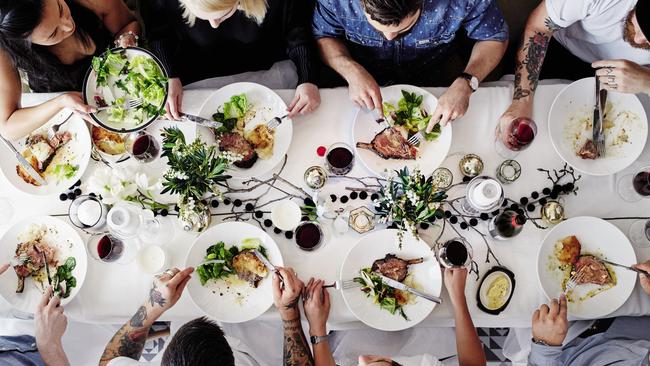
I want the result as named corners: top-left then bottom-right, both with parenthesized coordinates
top-left (310, 335), bottom-right (328, 345)
top-left (459, 72), bottom-right (479, 92)
top-left (531, 337), bottom-right (550, 346)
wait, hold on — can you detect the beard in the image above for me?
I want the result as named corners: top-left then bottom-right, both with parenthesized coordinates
top-left (623, 11), bottom-right (650, 50)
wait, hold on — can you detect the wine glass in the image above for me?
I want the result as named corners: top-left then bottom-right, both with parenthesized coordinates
top-left (325, 143), bottom-right (355, 176)
top-left (495, 117), bottom-right (537, 158)
top-left (437, 237), bottom-right (473, 269)
top-left (86, 233), bottom-right (135, 264)
top-left (617, 165), bottom-right (650, 202)
top-left (125, 130), bottom-right (160, 163)
top-left (628, 219), bottom-right (650, 248)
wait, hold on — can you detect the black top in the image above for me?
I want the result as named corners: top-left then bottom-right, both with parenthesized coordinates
top-left (27, 3), bottom-right (113, 92)
top-left (141, 0), bottom-right (318, 85)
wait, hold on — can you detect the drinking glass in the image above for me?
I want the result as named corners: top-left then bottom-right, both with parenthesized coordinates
top-left (495, 117), bottom-right (537, 158)
top-left (125, 130), bottom-right (160, 163)
top-left (86, 233), bottom-right (134, 264)
top-left (138, 209), bottom-right (174, 246)
top-left (617, 166), bottom-right (650, 202)
top-left (68, 195), bottom-right (108, 233)
top-left (294, 221), bottom-right (325, 252)
top-left (629, 219), bottom-right (650, 248)
top-left (461, 176), bottom-right (504, 215)
top-left (325, 143), bottom-right (355, 176)
top-left (437, 237), bottom-right (473, 269)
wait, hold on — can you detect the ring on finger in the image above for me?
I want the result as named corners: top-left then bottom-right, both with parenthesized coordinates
top-left (608, 76), bottom-right (615, 83)
top-left (605, 67), bottom-right (613, 75)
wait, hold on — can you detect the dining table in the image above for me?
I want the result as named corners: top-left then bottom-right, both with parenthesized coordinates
top-left (1, 81), bottom-right (649, 330)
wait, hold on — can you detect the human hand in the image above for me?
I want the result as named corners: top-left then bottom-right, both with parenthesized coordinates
top-left (272, 267), bottom-right (304, 320)
top-left (496, 98), bottom-right (533, 142)
top-left (57, 92), bottom-right (97, 124)
top-left (148, 267), bottom-right (194, 317)
top-left (303, 278), bottom-right (330, 336)
top-left (427, 78), bottom-right (471, 131)
top-left (165, 78), bottom-right (183, 120)
top-left (593, 60), bottom-right (650, 94)
top-left (347, 66), bottom-right (383, 114)
top-left (443, 267), bottom-right (468, 307)
top-left (633, 260), bottom-right (650, 295)
top-left (0, 263), bottom-right (8, 275)
top-left (287, 83), bottom-right (320, 118)
top-left (532, 294), bottom-right (568, 346)
top-left (35, 286), bottom-right (68, 353)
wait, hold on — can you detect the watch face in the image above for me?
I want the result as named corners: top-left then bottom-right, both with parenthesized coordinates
top-left (470, 77), bottom-right (479, 91)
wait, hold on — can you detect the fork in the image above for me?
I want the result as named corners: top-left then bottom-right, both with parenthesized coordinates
top-left (47, 109), bottom-right (74, 140)
top-left (95, 99), bottom-right (143, 112)
top-left (10, 253), bottom-right (29, 267)
top-left (267, 115), bottom-right (287, 130)
top-left (408, 116), bottom-right (442, 146)
top-left (324, 279), bottom-right (359, 290)
top-left (198, 259), bottom-right (231, 272)
top-left (564, 268), bottom-right (588, 294)
top-left (372, 109), bottom-right (390, 129)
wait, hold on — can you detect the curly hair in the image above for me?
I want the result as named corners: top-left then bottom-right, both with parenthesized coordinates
top-left (361, 0), bottom-right (422, 26)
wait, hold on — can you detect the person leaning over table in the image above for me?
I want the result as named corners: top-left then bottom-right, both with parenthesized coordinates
top-left (527, 260), bottom-right (650, 365)
top-left (140, 0), bottom-right (321, 121)
top-left (312, 0), bottom-right (508, 129)
top-left (0, 263), bottom-right (72, 366)
top-left (99, 266), bottom-right (316, 366)
top-left (0, 0), bottom-right (141, 141)
top-left (302, 268), bottom-right (486, 366)
top-left (499, 0), bottom-right (650, 132)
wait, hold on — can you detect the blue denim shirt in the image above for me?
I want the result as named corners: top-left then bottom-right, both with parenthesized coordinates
top-left (313, 0), bottom-right (508, 66)
top-left (0, 335), bottom-right (44, 366)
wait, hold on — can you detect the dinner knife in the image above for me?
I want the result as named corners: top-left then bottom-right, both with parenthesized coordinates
top-left (252, 249), bottom-right (278, 274)
top-left (599, 258), bottom-right (650, 278)
top-left (180, 113), bottom-right (224, 129)
top-left (592, 77), bottom-right (602, 157)
top-left (597, 88), bottom-right (608, 156)
top-left (0, 135), bottom-right (47, 186)
top-left (376, 274), bottom-right (442, 304)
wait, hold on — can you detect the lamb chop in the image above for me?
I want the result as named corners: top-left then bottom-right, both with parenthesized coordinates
top-left (578, 139), bottom-right (598, 160)
top-left (573, 255), bottom-right (614, 286)
top-left (219, 132), bottom-right (258, 169)
top-left (12, 240), bottom-right (58, 293)
top-left (356, 126), bottom-right (418, 160)
top-left (232, 250), bottom-right (268, 288)
top-left (371, 254), bottom-right (424, 282)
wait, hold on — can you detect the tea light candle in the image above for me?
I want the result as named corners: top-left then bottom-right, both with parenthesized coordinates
top-left (471, 179), bottom-right (503, 208)
top-left (77, 199), bottom-right (102, 227)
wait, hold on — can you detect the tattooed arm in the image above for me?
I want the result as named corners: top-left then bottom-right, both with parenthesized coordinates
top-left (499, 1), bottom-right (562, 130)
top-left (99, 267), bottom-right (194, 366)
top-left (272, 267), bottom-right (314, 366)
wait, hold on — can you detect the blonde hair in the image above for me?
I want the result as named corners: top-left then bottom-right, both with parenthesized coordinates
top-left (179, 0), bottom-right (268, 26)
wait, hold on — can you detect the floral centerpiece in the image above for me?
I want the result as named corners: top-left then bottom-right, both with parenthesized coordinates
top-left (160, 127), bottom-right (234, 232)
top-left (375, 167), bottom-right (447, 246)
top-left (86, 165), bottom-right (169, 211)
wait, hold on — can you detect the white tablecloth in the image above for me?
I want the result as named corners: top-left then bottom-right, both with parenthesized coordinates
top-left (1, 84), bottom-right (650, 329)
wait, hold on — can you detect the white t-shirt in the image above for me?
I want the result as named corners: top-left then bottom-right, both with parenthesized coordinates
top-left (547, 0), bottom-right (650, 65)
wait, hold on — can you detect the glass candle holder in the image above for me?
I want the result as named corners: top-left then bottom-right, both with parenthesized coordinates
top-left (68, 195), bottom-right (109, 233)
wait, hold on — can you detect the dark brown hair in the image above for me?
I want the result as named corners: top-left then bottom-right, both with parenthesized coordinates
top-left (361, 0), bottom-right (422, 26)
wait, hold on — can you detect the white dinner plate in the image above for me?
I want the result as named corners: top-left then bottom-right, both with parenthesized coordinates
top-left (352, 85), bottom-right (452, 177)
top-left (0, 109), bottom-right (91, 196)
top-left (340, 229), bottom-right (442, 331)
top-left (196, 82), bottom-right (293, 180)
top-left (548, 78), bottom-right (647, 176)
top-left (83, 47), bottom-right (168, 133)
top-left (185, 222), bottom-right (284, 323)
top-left (0, 216), bottom-right (87, 313)
top-left (537, 216), bottom-right (637, 319)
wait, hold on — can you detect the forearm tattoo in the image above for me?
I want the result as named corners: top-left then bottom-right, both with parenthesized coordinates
top-left (149, 282), bottom-right (166, 307)
top-left (99, 306), bottom-right (151, 364)
top-left (283, 318), bottom-right (314, 366)
top-left (544, 17), bottom-right (563, 32)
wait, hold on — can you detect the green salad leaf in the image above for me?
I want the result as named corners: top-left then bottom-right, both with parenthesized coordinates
top-left (353, 268), bottom-right (409, 320)
top-left (222, 94), bottom-right (249, 120)
top-left (52, 256), bottom-right (77, 299)
top-left (196, 239), bottom-right (267, 286)
top-left (383, 90), bottom-right (439, 142)
top-left (52, 164), bottom-right (78, 181)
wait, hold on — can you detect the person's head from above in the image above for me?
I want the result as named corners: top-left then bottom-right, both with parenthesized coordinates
top-left (161, 317), bottom-right (234, 366)
top-left (625, 2), bottom-right (650, 50)
top-left (179, 0), bottom-right (267, 28)
top-left (358, 355), bottom-right (403, 366)
top-left (360, 0), bottom-right (422, 41)
top-left (0, 0), bottom-right (77, 47)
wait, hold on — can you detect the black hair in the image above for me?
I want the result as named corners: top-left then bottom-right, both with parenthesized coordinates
top-left (637, 0), bottom-right (650, 40)
top-left (361, 0), bottom-right (422, 26)
top-left (161, 317), bottom-right (235, 366)
top-left (0, 0), bottom-right (105, 92)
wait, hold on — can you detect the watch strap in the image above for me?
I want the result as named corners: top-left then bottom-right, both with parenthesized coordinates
top-left (310, 335), bottom-right (328, 345)
top-left (459, 72), bottom-right (478, 92)
top-left (531, 337), bottom-right (550, 346)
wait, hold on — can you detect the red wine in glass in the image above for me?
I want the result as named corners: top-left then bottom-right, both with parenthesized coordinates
top-left (325, 143), bottom-right (355, 175)
top-left (444, 240), bottom-right (469, 267)
top-left (488, 210), bottom-right (526, 240)
top-left (127, 132), bottom-right (160, 163)
top-left (295, 222), bottom-right (323, 251)
top-left (632, 170), bottom-right (650, 197)
top-left (504, 117), bottom-right (537, 151)
top-left (97, 235), bottom-right (124, 262)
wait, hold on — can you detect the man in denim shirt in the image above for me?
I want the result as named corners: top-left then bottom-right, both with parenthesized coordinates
top-left (313, 0), bottom-right (508, 127)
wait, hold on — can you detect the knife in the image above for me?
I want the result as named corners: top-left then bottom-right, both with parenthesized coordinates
top-left (0, 136), bottom-right (47, 186)
top-left (597, 88), bottom-right (608, 157)
top-left (592, 77), bottom-right (602, 157)
top-left (252, 249), bottom-right (279, 275)
top-left (376, 274), bottom-right (442, 304)
top-left (598, 258), bottom-right (650, 278)
top-left (180, 113), bottom-right (224, 129)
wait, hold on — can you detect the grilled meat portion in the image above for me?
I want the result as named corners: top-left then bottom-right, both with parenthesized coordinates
top-left (13, 240), bottom-right (58, 293)
top-left (578, 139), bottom-right (598, 160)
top-left (557, 236), bottom-right (581, 265)
top-left (356, 126), bottom-right (418, 160)
top-left (574, 255), bottom-right (613, 286)
top-left (232, 250), bottom-right (268, 288)
top-left (219, 132), bottom-right (258, 169)
top-left (371, 254), bottom-right (424, 282)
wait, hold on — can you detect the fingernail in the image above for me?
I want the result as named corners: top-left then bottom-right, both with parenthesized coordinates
top-left (272, 274), bottom-right (276, 279)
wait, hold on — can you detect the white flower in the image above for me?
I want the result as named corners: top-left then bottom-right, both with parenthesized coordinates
top-left (86, 166), bottom-right (138, 205)
top-left (135, 172), bottom-right (163, 193)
